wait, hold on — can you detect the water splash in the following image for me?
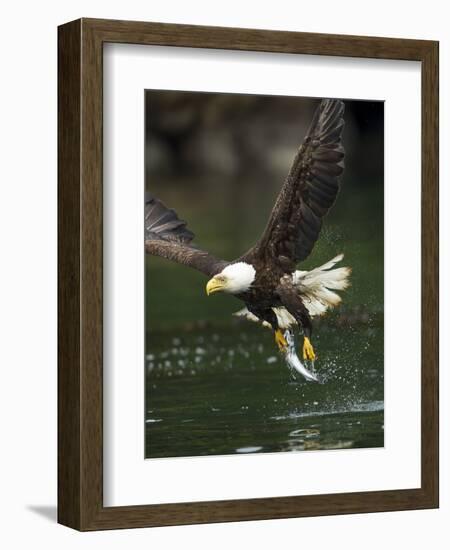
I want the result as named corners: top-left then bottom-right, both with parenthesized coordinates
top-left (271, 400), bottom-right (384, 420)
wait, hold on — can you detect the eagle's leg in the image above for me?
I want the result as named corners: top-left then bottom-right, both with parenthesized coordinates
top-left (276, 280), bottom-right (316, 360)
top-left (247, 305), bottom-right (288, 352)
top-left (302, 329), bottom-right (316, 361)
top-left (275, 329), bottom-right (288, 352)
top-left (298, 317), bottom-right (315, 361)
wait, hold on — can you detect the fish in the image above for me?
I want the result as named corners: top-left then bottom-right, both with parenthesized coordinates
top-left (283, 330), bottom-right (320, 383)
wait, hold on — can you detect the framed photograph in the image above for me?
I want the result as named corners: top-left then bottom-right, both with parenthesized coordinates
top-left (58, 18), bottom-right (438, 530)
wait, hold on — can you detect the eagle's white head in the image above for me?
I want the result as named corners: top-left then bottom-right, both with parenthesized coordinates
top-left (206, 262), bottom-right (256, 296)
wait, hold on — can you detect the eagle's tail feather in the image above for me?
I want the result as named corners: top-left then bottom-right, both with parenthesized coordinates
top-left (293, 254), bottom-right (351, 317)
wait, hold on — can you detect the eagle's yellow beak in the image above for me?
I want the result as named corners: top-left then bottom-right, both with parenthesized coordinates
top-left (206, 276), bottom-right (226, 296)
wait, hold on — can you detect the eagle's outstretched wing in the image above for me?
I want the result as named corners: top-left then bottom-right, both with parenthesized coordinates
top-left (145, 194), bottom-right (228, 277)
top-left (241, 98), bottom-right (345, 271)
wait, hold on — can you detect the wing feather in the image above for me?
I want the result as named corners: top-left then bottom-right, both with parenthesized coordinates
top-left (145, 194), bottom-right (228, 277)
top-left (145, 239), bottom-right (227, 277)
top-left (241, 99), bottom-right (345, 270)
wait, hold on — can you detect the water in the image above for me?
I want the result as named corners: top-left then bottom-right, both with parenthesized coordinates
top-left (144, 177), bottom-right (384, 459)
top-left (145, 322), bottom-right (384, 459)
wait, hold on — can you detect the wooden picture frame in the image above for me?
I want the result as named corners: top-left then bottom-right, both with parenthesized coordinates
top-left (58, 18), bottom-right (439, 530)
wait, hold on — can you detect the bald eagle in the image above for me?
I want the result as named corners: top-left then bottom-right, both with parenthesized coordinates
top-left (145, 98), bottom-right (350, 380)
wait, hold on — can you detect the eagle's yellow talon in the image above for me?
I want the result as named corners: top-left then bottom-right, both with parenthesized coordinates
top-left (275, 329), bottom-right (288, 352)
top-left (303, 337), bottom-right (316, 360)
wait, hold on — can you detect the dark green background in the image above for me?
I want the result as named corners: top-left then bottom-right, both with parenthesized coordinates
top-left (145, 91), bottom-right (384, 459)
